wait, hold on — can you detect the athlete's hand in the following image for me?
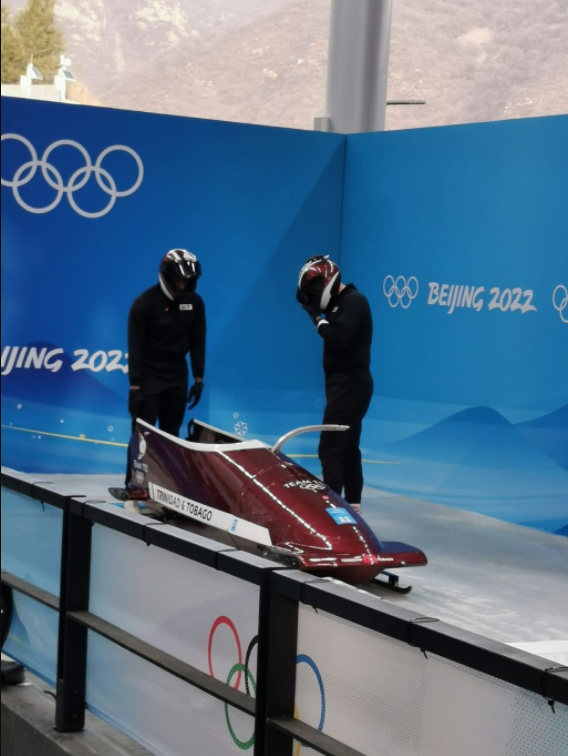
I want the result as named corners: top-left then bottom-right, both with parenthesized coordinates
top-left (296, 290), bottom-right (321, 324)
top-left (128, 388), bottom-right (142, 419)
top-left (188, 382), bottom-right (204, 410)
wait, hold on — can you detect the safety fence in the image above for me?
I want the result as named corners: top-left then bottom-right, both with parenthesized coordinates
top-left (1, 468), bottom-right (567, 756)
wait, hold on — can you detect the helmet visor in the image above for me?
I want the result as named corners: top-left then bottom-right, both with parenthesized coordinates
top-left (173, 260), bottom-right (197, 290)
top-left (302, 276), bottom-right (325, 307)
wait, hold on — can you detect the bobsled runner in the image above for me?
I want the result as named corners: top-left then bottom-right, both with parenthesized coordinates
top-left (111, 420), bottom-right (427, 590)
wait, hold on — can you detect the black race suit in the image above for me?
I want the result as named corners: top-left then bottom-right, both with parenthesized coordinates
top-left (317, 285), bottom-right (373, 504)
top-left (125, 284), bottom-right (206, 486)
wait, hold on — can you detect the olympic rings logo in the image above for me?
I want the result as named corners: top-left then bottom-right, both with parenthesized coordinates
top-left (208, 616), bottom-right (258, 751)
top-left (383, 275), bottom-right (420, 309)
top-left (293, 655), bottom-right (326, 756)
top-left (552, 285), bottom-right (568, 324)
top-left (208, 617), bottom-right (326, 752)
top-left (1, 134), bottom-right (144, 219)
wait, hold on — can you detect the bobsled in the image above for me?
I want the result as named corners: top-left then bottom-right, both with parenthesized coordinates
top-left (120, 420), bottom-right (427, 589)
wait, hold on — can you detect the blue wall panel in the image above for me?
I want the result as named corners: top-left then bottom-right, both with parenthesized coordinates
top-left (1, 98), bottom-right (345, 471)
top-left (2, 98), bottom-right (566, 533)
top-left (0, 488), bottom-right (63, 595)
top-left (3, 594), bottom-right (59, 686)
top-left (341, 116), bottom-right (568, 533)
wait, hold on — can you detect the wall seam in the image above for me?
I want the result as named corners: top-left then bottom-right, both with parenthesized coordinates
top-left (337, 135), bottom-right (350, 269)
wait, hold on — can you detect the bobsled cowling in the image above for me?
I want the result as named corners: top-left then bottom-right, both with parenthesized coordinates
top-left (128, 419), bottom-right (427, 586)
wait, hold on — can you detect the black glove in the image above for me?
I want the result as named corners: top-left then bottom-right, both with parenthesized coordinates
top-left (296, 289), bottom-right (322, 325)
top-left (188, 382), bottom-right (204, 410)
top-left (128, 388), bottom-right (142, 419)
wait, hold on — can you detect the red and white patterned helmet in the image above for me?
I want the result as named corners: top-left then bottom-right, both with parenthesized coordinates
top-left (298, 255), bottom-right (342, 311)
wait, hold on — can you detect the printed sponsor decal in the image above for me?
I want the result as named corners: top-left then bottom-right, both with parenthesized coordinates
top-left (340, 556), bottom-right (364, 564)
top-left (284, 479), bottom-right (327, 493)
top-left (382, 275), bottom-right (540, 316)
top-left (326, 507), bottom-right (357, 526)
top-left (148, 483), bottom-right (272, 546)
top-left (137, 434), bottom-right (148, 461)
top-left (1, 134), bottom-right (144, 219)
top-left (552, 285), bottom-right (568, 323)
top-left (150, 483), bottom-right (214, 521)
top-left (234, 421), bottom-right (248, 437)
top-left (383, 275), bottom-right (419, 309)
top-left (1, 346), bottom-right (128, 376)
top-left (208, 617), bottom-right (326, 751)
top-left (428, 282), bottom-right (537, 315)
top-left (340, 554), bottom-right (393, 566)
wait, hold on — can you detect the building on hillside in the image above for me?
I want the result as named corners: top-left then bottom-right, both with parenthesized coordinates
top-left (1, 57), bottom-right (76, 103)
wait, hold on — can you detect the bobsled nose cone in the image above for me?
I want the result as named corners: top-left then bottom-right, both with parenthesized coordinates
top-left (294, 553), bottom-right (383, 585)
top-left (379, 542), bottom-right (428, 568)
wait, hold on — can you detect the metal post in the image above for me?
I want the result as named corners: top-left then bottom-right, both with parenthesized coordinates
top-left (325, 0), bottom-right (393, 133)
top-left (255, 581), bottom-right (299, 756)
top-left (55, 503), bottom-right (93, 732)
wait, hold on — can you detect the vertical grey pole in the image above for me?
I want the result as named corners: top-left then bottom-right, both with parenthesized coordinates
top-left (325, 0), bottom-right (393, 133)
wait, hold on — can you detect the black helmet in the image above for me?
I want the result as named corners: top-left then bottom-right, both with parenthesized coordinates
top-left (159, 249), bottom-right (201, 301)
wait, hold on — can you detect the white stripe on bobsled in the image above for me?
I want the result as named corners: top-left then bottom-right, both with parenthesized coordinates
top-left (137, 419), bottom-right (269, 453)
top-left (148, 482), bottom-right (273, 547)
top-left (193, 419), bottom-right (244, 442)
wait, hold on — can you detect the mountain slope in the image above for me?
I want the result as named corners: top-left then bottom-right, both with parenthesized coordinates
top-left (5, 0), bottom-right (568, 130)
top-left (360, 407), bottom-right (568, 529)
top-left (515, 405), bottom-right (568, 471)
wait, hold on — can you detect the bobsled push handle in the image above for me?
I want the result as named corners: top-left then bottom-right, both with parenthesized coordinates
top-left (272, 425), bottom-right (349, 455)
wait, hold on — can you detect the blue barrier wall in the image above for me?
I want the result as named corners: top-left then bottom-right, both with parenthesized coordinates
top-left (341, 116), bottom-right (568, 534)
top-left (1, 98), bottom-right (346, 472)
top-left (2, 98), bottom-right (567, 533)
top-left (1, 487), bottom-right (61, 683)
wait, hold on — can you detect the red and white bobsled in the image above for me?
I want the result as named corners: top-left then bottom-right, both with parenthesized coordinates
top-left (123, 420), bottom-right (427, 589)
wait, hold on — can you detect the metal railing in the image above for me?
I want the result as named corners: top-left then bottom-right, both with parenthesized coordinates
top-left (2, 468), bottom-right (567, 756)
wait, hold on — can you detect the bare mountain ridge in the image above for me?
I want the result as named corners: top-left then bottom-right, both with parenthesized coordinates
top-left (5, 0), bottom-right (568, 130)
top-left (104, 0), bottom-right (330, 128)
